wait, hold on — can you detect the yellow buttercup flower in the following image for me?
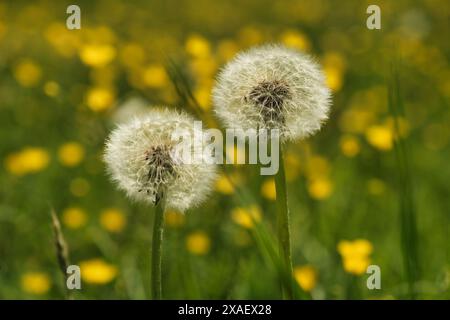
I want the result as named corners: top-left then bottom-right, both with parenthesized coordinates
top-left (79, 259), bottom-right (118, 284)
top-left (185, 34), bottom-right (211, 58)
top-left (339, 135), bottom-right (360, 157)
top-left (86, 87), bottom-right (115, 112)
top-left (366, 125), bottom-right (393, 151)
top-left (21, 272), bottom-right (51, 295)
top-left (165, 210), bottom-right (186, 228)
top-left (231, 205), bottom-right (262, 229)
top-left (79, 44), bottom-right (116, 67)
top-left (215, 174), bottom-right (235, 195)
top-left (43, 81), bottom-right (60, 97)
top-left (62, 207), bottom-right (87, 229)
top-left (261, 178), bottom-right (276, 201)
top-left (324, 65), bottom-right (343, 92)
top-left (186, 231), bottom-right (210, 255)
top-left (280, 29), bottom-right (311, 51)
top-left (307, 177), bottom-right (333, 200)
top-left (194, 85), bottom-right (212, 111)
top-left (100, 208), bottom-right (126, 233)
top-left (5, 147), bottom-right (50, 176)
top-left (337, 239), bottom-right (373, 275)
top-left (58, 142), bottom-right (85, 167)
top-left (294, 265), bottom-right (318, 292)
top-left (14, 59), bottom-right (42, 87)
top-left (143, 64), bottom-right (168, 88)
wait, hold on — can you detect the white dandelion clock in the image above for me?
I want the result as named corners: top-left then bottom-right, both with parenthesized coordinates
top-left (212, 44), bottom-right (332, 141)
top-left (104, 108), bottom-right (216, 212)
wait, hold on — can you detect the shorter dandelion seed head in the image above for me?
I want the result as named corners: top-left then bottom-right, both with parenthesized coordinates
top-left (104, 108), bottom-right (217, 212)
top-left (213, 44), bottom-right (332, 141)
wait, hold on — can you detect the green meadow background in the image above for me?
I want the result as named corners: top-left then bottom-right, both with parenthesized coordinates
top-left (0, 0), bottom-right (449, 299)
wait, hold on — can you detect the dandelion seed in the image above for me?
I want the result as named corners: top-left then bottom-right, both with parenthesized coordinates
top-left (104, 108), bottom-right (217, 212)
top-left (213, 44), bottom-right (331, 141)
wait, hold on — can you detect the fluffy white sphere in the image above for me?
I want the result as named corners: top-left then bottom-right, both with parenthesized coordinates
top-left (213, 44), bottom-right (331, 141)
top-left (104, 108), bottom-right (217, 212)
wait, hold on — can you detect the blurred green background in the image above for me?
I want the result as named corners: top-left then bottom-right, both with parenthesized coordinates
top-left (0, 0), bottom-right (449, 299)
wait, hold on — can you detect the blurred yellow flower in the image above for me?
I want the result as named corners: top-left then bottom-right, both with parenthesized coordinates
top-left (143, 64), bottom-right (168, 88)
top-left (307, 177), bottom-right (333, 200)
top-left (339, 109), bottom-right (374, 134)
top-left (339, 135), bottom-right (360, 157)
top-left (194, 85), bottom-right (212, 111)
top-left (70, 177), bottom-right (90, 197)
top-left (190, 57), bottom-right (217, 79)
top-left (45, 22), bottom-right (81, 58)
top-left (366, 125), bottom-right (393, 151)
top-left (58, 142), bottom-right (85, 167)
top-left (367, 178), bottom-right (386, 196)
top-left (231, 205), bottom-right (262, 229)
top-left (80, 259), bottom-right (118, 284)
top-left (79, 44), bottom-right (116, 67)
top-left (337, 239), bottom-right (373, 275)
top-left (186, 231), bottom-right (210, 255)
top-left (324, 66), bottom-right (343, 92)
top-left (14, 59), bottom-right (42, 87)
top-left (100, 208), bottom-right (126, 233)
top-left (5, 147), bottom-right (50, 176)
top-left (43, 81), bottom-right (60, 97)
top-left (165, 210), bottom-right (186, 228)
top-left (261, 178), bottom-right (276, 201)
top-left (280, 29), bottom-right (311, 51)
top-left (294, 265), bottom-right (318, 292)
top-left (215, 174), bottom-right (235, 195)
top-left (62, 207), bottom-right (87, 229)
top-left (21, 272), bottom-right (51, 295)
top-left (86, 87), bottom-right (115, 112)
top-left (185, 34), bottom-right (211, 58)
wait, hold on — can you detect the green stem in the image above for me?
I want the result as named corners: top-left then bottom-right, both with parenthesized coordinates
top-left (274, 147), bottom-right (294, 299)
top-left (151, 204), bottom-right (164, 300)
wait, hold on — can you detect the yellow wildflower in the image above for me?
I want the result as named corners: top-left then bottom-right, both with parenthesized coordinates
top-left (5, 147), bottom-right (50, 175)
top-left (324, 65), bottom-right (343, 92)
top-left (280, 29), bottom-right (311, 51)
top-left (21, 272), bottom-right (51, 295)
top-left (215, 174), bottom-right (235, 195)
top-left (339, 135), bottom-right (360, 157)
top-left (366, 125), bottom-right (393, 151)
top-left (231, 205), bottom-right (262, 229)
top-left (337, 239), bottom-right (373, 275)
top-left (14, 59), bottom-right (42, 87)
top-left (165, 210), bottom-right (186, 228)
top-left (43, 81), bottom-right (60, 97)
top-left (294, 265), bottom-right (318, 292)
top-left (185, 34), bottom-right (211, 58)
top-left (80, 259), bottom-right (118, 284)
top-left (62, 207), bottom-right (87, 229)
top-left (307, 177), bottom-right (333, 200)
top-left (58, 142), bottom-right (85, 167)
top-left (86, 87), bottom-right (115, 112)
top-left (142, 64), bottom-right (168, 88)
top-left (261, 178), bottom-right (276, 201)
top-left (100, 208), bottom-right (126, 233)
top-left (79, 44), bottom-right (116, 67)
top-left (194, 85), bottom-right (212, 111)
top-left (186, 231), bottom-right (210, 255)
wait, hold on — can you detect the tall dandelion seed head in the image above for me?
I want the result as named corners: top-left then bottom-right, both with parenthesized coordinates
top-left (213, 44), bottom-right (332, 141)
top-left (104, 108), bottom-right (216, 212)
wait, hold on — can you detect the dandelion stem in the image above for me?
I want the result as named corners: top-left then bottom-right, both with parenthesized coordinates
top-left (274, 147), bottom-right (294, 299)
top-left (151, 204), bottom-right (165, 300)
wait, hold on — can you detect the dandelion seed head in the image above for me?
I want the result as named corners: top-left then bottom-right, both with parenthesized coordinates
top-left (213, 44), bottom-right (331, 141)
top-left (104, 108), bottom-right (216, 212)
